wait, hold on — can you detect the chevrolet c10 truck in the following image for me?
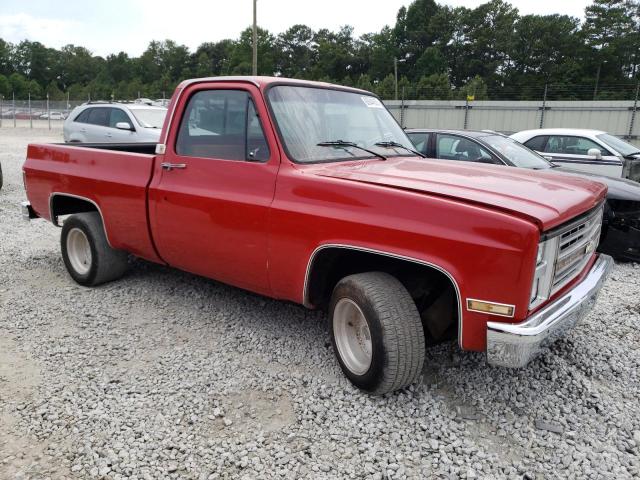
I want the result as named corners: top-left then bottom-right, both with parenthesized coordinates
top-left (22, 77), bottom-right (613, 394)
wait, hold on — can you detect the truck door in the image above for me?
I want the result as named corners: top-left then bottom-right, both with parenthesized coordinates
top-left (148, 83), bottom-right (280, 295)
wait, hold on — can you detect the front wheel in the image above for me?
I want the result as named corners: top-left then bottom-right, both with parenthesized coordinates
top-left (61, 212), bottom-right (128, 286)
top-left (329, 272), bottom-right (426, 395)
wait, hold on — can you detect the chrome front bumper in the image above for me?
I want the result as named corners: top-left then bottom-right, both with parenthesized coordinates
top-left (21, 201), bottom-right (38, 221)
top-left (486, 254), bottom-right (613, 368)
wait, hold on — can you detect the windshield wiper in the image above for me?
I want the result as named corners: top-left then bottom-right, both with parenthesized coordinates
top-left (317, 140), bottom-right (387, 160)
top-left (374, 141), bottom-right (426, 158)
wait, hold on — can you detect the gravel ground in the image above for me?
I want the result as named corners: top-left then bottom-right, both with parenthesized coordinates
top-left (1, 127), bottom-right (639, 479)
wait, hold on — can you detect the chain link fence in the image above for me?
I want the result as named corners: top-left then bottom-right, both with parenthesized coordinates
top-left (0, 94), bottom-right (170, 130)
top-left (1, 83), bottom-right (638, 146)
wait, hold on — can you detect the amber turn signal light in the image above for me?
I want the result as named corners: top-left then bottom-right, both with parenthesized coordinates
top-left (467, 299), bottom-right (515, 317)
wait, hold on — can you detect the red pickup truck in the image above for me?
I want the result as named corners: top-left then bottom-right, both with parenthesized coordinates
top-left (22, 77), bottom-right (613, 394)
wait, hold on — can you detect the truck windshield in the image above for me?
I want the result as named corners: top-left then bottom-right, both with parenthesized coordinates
top-left (267, 85), bottom-right (415, 163)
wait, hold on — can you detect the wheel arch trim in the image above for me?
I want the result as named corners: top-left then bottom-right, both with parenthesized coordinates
top-left (303, 243), bottom-right (464, 348)
top-left (49, 192), bottom-right (114, 248)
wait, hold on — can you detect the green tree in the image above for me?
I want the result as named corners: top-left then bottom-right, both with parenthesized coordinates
top-left (0, 74), bottom-right (10, 97)
top-left (583, 0), bottom-right (638, 89)
top-left (416, 73), bottom-right (452, 99)
top-left (275, 25), bottom-right (315, 78)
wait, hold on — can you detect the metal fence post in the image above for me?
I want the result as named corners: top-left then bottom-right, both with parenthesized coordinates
top-left (47, 93), bottom-right (51, 130)
top-left (0, 95), bottom-right (3, 128)
top-left (628, 82), bottom-right (639, 139)
top-left (29, 92), bottom-right (32, 129)
top-left (12, 91), bottom-right (16, 127)
top-left (463, 97), bottom-right (469, 129)
top-left (539, 83), bottom-right (548, 129)
top-left (400, 86), bottom-right (406, 128)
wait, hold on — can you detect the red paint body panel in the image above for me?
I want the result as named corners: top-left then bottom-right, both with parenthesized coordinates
top-left (22, 77), bottom-right (607, 353)
top-left (23, 144), bottom-right (162, 263)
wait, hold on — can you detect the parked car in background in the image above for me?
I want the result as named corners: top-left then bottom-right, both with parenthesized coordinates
top-left (39, 111), bottom-right (67, 120)
top-left (407, 128), bottom-right (640, 262)
top-left (63, 103), bottom-right (167, 143)
top-left (23, 76), bottom-right (613, 394)
top-left (511, 129), bottom-right (640, 182)
top-left (153, 99), bottom-right (171, 107)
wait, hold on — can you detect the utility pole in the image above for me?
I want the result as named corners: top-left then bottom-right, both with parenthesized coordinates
top-left (252, 0), bottom-right (258, 76)
top-left (394, 57), bottom-right (398, 100)
top-left (394, 57), bottom-right (406, 100)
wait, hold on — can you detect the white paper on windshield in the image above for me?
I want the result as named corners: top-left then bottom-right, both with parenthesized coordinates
top-left (361, 96), bottom-right (384, 108)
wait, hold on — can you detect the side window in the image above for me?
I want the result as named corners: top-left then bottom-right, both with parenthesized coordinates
top-left (523, 135), bottom-right (548, 152)
top-left (87, 108), bottom-right (109, 127)
top-left (109, 108), bottom-right (131, 128)
top-left (436, 134), bottom-right (494, 162)
top-left (544, 136), bottom-right (608, 156)
top-left (436, 134), bottom-right (460, 159)
top-left (74, 109), bottom-right (91, 123)
top-left (176, 89), bottom-right (269, 162)
top-left (406, 132), bottom-right (431, 156)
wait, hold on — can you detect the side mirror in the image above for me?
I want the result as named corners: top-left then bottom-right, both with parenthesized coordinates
top-left (115, 122), bottom-right (133, 131)
top-left (587, 148), bottom-right (602, 160)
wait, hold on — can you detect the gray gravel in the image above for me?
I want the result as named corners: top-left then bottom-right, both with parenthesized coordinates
top-left (1, 127), bottom-right (639, 479)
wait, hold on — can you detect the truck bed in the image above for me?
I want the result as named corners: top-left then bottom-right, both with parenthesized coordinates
top-left (23, 142), bottom-right (161, 262)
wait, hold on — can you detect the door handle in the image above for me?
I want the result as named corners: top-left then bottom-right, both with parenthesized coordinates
top-left (161, 162), bottom-right (187, 171)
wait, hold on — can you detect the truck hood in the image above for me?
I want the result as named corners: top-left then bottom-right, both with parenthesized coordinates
top-left (309, 157), bottom-right (607, 231)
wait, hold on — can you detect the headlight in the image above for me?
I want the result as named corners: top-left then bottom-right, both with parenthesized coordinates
top-left (530, 236), bottom-right (559, 309)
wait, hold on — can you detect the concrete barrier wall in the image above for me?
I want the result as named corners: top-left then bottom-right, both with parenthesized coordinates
top-left (385, 100), bottom-right (640, 147)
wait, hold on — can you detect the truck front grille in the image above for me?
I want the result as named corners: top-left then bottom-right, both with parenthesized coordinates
top-left (551, 206), bottom-right (603, 295)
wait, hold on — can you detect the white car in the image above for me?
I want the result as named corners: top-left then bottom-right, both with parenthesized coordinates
top-left (511, 128), bottom-right (640, 182)
top-left (64, 103), bottom-right (167, 143)
top-left (39, 111), bottom-right (67, 120)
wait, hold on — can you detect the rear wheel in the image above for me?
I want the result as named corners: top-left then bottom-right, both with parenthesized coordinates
top-left (329, 272), bottom-right (426, 395)
top-left (61, 212), bottom-right (128, 286)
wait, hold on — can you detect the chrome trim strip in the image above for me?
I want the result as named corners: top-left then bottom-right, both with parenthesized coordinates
top-left (303, 243), bottom-right (464, 348)
top-left (48, 192), bottom-right (114, 248)
top-left (487, 254), bottom-right (613, 368)
top-left (466, 298), bottom-right (515, 318)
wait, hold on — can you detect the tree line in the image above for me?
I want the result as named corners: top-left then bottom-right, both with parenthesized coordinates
top-left (0, 0), bottom-right (638, 102)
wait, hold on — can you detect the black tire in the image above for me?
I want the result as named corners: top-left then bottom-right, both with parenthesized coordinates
top-left (61, 212), bottom-right (128, 286)
top-left (329, 272), bottom-right (426, 395)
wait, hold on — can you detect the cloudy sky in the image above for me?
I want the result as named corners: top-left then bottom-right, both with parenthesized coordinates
top-left (0, 0), bottom-right (592, 57)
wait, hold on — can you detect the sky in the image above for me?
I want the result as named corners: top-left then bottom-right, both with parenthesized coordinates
top-left (0, 0), bottom-right (592, 58)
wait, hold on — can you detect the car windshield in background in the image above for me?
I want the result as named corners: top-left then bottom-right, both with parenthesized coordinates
top-left (596, 133), bottom-right (640, 156)
top-left (267, 86), bottom-right (414, 163)
top-left (482, 135), bottom-right (552, 169)
top-left (131, 109), bottom-right (167, 129)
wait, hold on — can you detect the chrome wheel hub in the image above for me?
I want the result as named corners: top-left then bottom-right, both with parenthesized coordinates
top-left (333, 298), bottom-right (372, 375)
